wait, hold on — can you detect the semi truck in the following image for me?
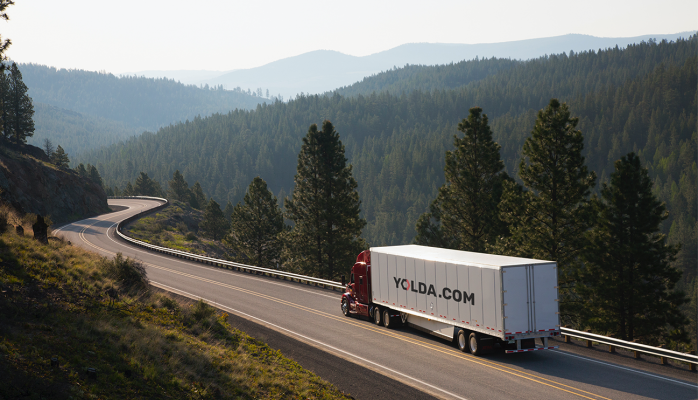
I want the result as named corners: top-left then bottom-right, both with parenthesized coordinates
top-left (340, 245), bottom-right (561, 355)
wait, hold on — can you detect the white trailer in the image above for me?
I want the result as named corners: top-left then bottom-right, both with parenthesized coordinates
top-left (356, 245), bottom-right (560, 354)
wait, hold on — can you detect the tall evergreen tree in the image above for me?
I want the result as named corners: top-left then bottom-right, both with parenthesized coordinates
top-left (190, 181), bottom-right (206, 209)
top-left (42, 138), bottom-right (54, 159)
top-left (75, 163), bottom-right (87, 177)
top-left (223, 200), bottom-right (234, 222)
top-left (283, 121), bottom-right (367, 279)
top-left (577, 153), bottom-right (686, 343)
top-left (167, 169), bottom-right (189, 202)
top-left (415, 107), bottom-right (509, 252)
top-left (0, 70), bottom-right (8, 141)
top-left (51, 145), bottom-right (70, 168)
top-left (87, 164), bottom-right (103, 187)
top-left (414, 197), bottom-right (454, 249)
top-left (0, 1), bottom-right (13, 70)
top-left (200, 198), bottom-right (229, 241)
top-left (497, 99), bottom-right (596, 323)
top-left (133, 172), bottom-right (162, 196)
top-left (225, 177), bottom-right (284, 269)
top-left (7, 62), bottom-right (33, 144)
top-left (123, 182), bottom-right (135, 196)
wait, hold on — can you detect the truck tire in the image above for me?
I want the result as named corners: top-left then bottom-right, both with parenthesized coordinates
top-left (341, 298), bottom-right (350, 317)
top-left (383, 309), bottom-right (392, 328)
top-left (373, 306), bottom-right (382, 325)
top-left (457, 330), bottom-right (469, 352)
top-left (469, 332), bottom-right (482, 356)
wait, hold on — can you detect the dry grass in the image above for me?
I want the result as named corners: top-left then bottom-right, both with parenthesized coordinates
top-left (0, 230), bottom-right (351, 399)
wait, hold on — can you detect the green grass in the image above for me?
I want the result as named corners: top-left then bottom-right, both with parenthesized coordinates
top-left (125, 200), bottom-right (230, 259)
top-left (0, 230), bottom-right (350, 399)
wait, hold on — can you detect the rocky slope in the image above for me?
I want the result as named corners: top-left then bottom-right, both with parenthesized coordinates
top-left (0, 143), bottom-right (108, 224)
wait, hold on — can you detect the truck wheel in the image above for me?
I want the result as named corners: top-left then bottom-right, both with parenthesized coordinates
top-left (383, 310), bottom-right (392, 328)
top-left (469, 332), bottom-right (482, 356)
top-left (373, 306), bottom-right (382, 325)
top-left (341, 298), bottom-right (350, 317)
top-left (457, 330), bottom-right (469, 352)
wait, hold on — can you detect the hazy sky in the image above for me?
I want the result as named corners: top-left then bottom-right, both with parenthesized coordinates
top-left (4, 0), bottom-right (696, 74)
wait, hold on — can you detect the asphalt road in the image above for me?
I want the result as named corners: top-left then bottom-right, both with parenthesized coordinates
top-left (55, 199), bottom-right (698, 400)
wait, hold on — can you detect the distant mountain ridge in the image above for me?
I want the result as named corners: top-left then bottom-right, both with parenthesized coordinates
top-left (202, 32), bottom-right (696, 99)
top-left (21, 64), bottom-right (267, 156)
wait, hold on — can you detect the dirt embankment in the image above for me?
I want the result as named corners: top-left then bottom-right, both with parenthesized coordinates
top-left (0, 143), bottom-right (108, 224)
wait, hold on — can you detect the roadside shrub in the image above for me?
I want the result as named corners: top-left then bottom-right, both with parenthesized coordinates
top-left (102, 253), bottom-right (149, 290)
top-left (160, 296), bottom-right (179, 311)
top-left (192, 299), bottom-right (215, 322)
top-left (185, 232), bottom-right (197, 241)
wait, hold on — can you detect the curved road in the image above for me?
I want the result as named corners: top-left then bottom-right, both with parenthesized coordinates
top-left (55, 199), bottom-right (698, 400)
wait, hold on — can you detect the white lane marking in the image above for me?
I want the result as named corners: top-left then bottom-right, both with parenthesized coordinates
top-left (151, 281), bottom-right (470, 400)
top-left (71, 200), bottom-right (340, 301)
top-left (554, 350), bottom-right (698, 388)
top-left (53, 204), bottom-right (136, 234)
top-left (102, 222), bottom-right (340, 301)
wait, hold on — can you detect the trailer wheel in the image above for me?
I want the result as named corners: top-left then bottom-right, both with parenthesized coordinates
top-left (373, 306), bottom-right (382, 325)
top-left (341, 298), bottom-right (350, 317)
top-left (469, 332), bottom-right (482, 356)
top-left (383, 310), bottom-right (393, 328)
top-left (457, 330), bottom-right (469, 352)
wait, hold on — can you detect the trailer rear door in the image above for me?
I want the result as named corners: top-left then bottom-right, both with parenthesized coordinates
top-left (502, 263), bottom-right (558, 334)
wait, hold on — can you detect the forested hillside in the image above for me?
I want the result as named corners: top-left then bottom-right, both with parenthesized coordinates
top-left (21, 64), bottom-right (268, 154)
top-left (78, 36), bottom-right (696, 280)
top-left (29, 103), bottom-right (137, 156)
top-left (337, 37), bottom-right (695, 98)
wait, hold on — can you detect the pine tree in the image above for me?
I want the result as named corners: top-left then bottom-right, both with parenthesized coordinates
top-left (167, 170), bottom-right (190, 202)
top-left (190, 181), bottom-right (206, 209)
top-left (283, 121), bottom-right (367, 279)
top-left (414, 197), bottom-right (455, 249)
top-left (133, 172), bottom-right (161, 196)
top-left (223, 200), bottom-right (234, 222)
top-left (498, 99), bottom-right (596, 322)
top-left (0, 70), bottom-right (8, 141)
top-left (415, 107), bottom-right (509, 252)
top-left (75, 163), bottom-right (87, 177)
top-left (42, 138), bottom-right (54, 159)
top-left (0, 1), bottom-right (13, 69)
top-left (577, 153), bottom-right (687, 343)
top-left (123, 182), bottom-right (135, 196)
top-left (7, 62), bottom-right (33, 144)
top-left (87, 164), bottom-right (103, 187)
top-left (225, 177), bottom-right (284, 269)
top-left (200, 198), bottom-right (229, 241)
top-left (51, 145), bottom-right (69, 168)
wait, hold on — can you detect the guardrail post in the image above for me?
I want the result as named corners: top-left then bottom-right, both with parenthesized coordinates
top-left (658, 345), bottom-right (668, 365)
top-left (564, 325), bottom-right (571, 343)
top-left (586, 330), bottom-right (593, 348)
top-left (608, 334), bottom-right (616, 353)
top-left (690, 352), bottom-right (696, 371)
top-left (632, 340), bottom-right (641, 359)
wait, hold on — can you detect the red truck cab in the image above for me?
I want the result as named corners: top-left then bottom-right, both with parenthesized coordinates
top-left (341, 250), bottom-right (371, 318)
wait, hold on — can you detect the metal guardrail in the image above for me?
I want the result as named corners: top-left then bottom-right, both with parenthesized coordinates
top-left (110, 197), bottom-right (698, 369)
top-left (110, 196), bottom-right (345, 291)
top-left (560, 327), bottom-right (697, 369)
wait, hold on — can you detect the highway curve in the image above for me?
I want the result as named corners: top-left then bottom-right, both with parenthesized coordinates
top-left (55, 199), bottom-right (698, 400)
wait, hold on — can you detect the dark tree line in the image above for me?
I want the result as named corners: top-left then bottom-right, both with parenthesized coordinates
top-left (0, 62), bottom-right (34, 145)
top-left (419, 101), bottom-right (688, 348)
